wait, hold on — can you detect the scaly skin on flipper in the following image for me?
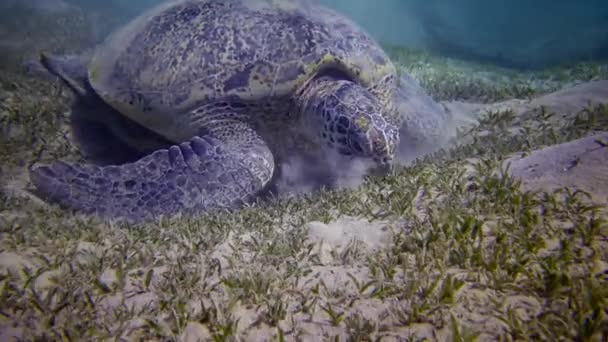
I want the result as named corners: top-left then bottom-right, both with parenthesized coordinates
top-left (31, 117), bottom-right (274, 222)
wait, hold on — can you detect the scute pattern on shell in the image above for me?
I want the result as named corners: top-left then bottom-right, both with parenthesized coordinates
top-left (90, 0), bottom-right (397, 137)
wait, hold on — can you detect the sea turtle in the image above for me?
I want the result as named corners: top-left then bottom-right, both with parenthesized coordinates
top-left (30, 0), bottom-right (448, 223)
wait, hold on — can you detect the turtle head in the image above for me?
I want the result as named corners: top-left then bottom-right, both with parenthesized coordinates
top-left (298, 76), bottom-right (399, 174)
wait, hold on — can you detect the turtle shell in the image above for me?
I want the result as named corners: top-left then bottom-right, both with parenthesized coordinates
top-left (87, 0), bottom-right (397, 141)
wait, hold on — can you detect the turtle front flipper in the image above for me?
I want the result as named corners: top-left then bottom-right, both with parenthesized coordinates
top-left (29, 121), bottom-right (275, 223)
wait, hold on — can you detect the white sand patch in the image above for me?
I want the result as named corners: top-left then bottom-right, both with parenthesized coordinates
top-left (443, 80), bottom-right (608, 131)
top-left (506, 131), bottom-right (608, 205)
top-left (306, 216), bottom-right (393, 264)
top-left (0, 251), bottom-right (36, 271)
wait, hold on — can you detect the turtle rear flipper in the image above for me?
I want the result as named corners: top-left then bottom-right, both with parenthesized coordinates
top-left (39, 51), bottom-right (175, 165)
top-left (29, 120), bottom-right (275, 223)
top-left (39, 51), bottom-right (93, 98)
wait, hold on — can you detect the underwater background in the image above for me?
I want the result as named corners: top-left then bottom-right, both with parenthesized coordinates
top-left (0, 1), bottom-right (607, 341)
top-left (1, 0), bottom-right (607, 70)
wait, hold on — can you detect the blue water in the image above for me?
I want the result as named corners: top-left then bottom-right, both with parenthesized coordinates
top-left (3, 0), bottom-right (608, 69)
top-left (326, 0), bottom-right (608, 69)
